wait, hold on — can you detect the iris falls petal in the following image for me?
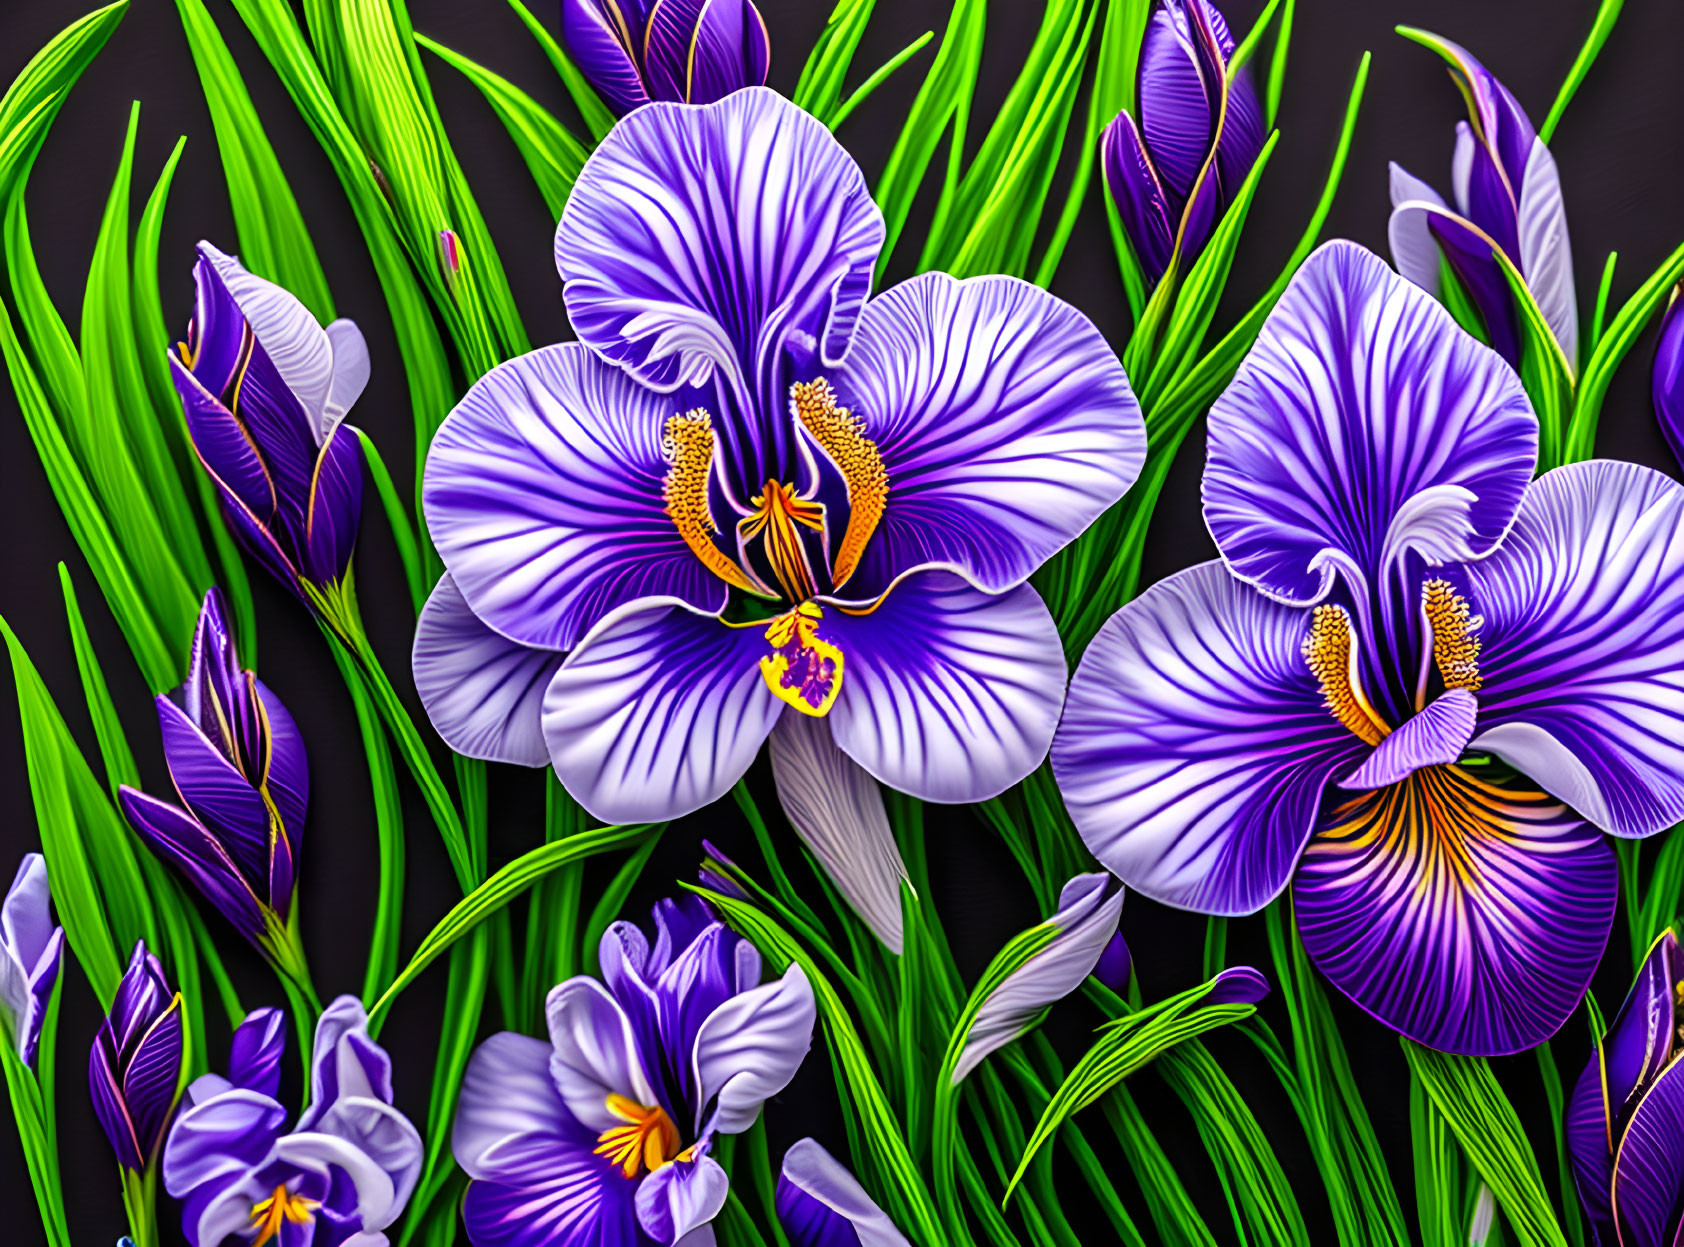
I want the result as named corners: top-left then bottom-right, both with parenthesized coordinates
top-left (1294, 765), bottom-right (1615, 1055)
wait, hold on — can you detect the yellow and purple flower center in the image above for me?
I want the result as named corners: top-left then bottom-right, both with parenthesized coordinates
top-left (1302, 578), bottom-right (1483, 745)
top-left (249, 1184), bottom-right (319, 1245)
top-left (661, 376), bottom-right (887, 718)
top-left (593, 1094), bottom-right (685, 1179)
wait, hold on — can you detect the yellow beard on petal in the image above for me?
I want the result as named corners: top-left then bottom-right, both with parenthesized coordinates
top-left (760, 602), bottom-right (843, 717)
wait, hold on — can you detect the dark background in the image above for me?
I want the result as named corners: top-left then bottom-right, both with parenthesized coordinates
top-left (2, 0), bottom-right (1682, 1242)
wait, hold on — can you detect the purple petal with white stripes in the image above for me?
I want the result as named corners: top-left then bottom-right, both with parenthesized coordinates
top-left (821, 572), bottom-right (1066, 804)
top-left (635, 1152), bottom-right (730, 1243)
top-left (1, 853), bottom-right (63, 1067)
top-left (832, 272), bottom-right (1144, 598)
top-left (954, 874), bottom-right (1124, 1084)
top-left (776, 1138), bottom-right (910, 1247)
top-left (1053, 561), bottom-right (1367, 915)
top-left (545, 978), bottom-right (661, 1134)
top-left (691, 963), bottom-right (815, 1136)
top-left (453, 1032), bottom-right (576, 1185)
top-left (1295, 766), bottom-right (1614, 1055)
top-left (555, 88), bottom-right (883, 490)
top-left (424, 342), bottom-right (727, 653)
top-left (769, 715), bottom-right (908, 952)
top-left (541, 601), bottom-right (782, 823)
top-left (1338, 688), bottom-right (1478, 791)
top-left (1465, 461), bottom-right (1684, 839)
top-left (412, 575), bottom-right (563, 768)
top-left (1203, 240), bottom-right (1536, 608)
top-left (1516, 137), bottom-right (1577, 365)
top-left (462, 1133), bottom-right (643, 1247)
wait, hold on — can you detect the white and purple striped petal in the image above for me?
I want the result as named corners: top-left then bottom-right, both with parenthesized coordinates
top-left (541, 601), bottom-right (782, 823)
top-left (821, 572), bottom-right (1066, 805)
top-left (635, 1151), bottom-right (730, 1243)
top-left (1204, 240), bottom-right (1537, 609)
top-left (769, 715), bottom-right (909, 952)
top-left (691, 963), bottom-right (814, 1136)
top-left (412, 575), bottom-right (563, 768)
top-left (1295, 766), bottom-right (1615, 1056)
top-left (0, 854), bottom-right (62, 1068)
top-left (1338, 688), bottom-right (1478, 791)
top-left (832, 273), bottom-right (1144, 598)
top-left (546, 977), bottom-right (662, 1135)
top-left (425, 343), bottom-right (728, 654)
top-left (1465, 461), bottom-right (1684, 839)
top-left (1054, 561), bottom-right (1367, 916)
top-left (776, 1138), bottom-right (910, 1247)
top-left (555, 87), bottom-right (883, 491)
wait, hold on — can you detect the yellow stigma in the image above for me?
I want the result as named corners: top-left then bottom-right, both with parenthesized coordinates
top-left (594, 1095), bottom-right (682, 1179)
top-left (662, 410), bottom-right (757, 594)
top-left (1423, 579), bottom-right (1483, 692)
top-left (791, 378), bottom-right (886, 592)
top-left (739, 480), bottom-right (826, 603)
top-left (249, 1185), bottom-right (319, 1246)
top-left (1302, 604), bottom-right (1390, 746)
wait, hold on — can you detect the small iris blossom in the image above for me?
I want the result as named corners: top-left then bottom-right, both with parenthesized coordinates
top-left (163, 997), bottom-right (422, 1247)
top-left (171, 241), bottom-right (368, 614)
top-left (90, 941), bottom-right (186, 1173)
top-left (1054, 240), bottom-right (1684, 1056)
top-left (775, 1138), bottom-right (909, 1247)
top-left (119, 589), bottom-right (310, 978)
top-left (452, 895), bottom-right (815, 1246)
top-left (560, 0), bottom-right (770, 116)
top-left (0, 853), bottom-right (64, 1068)
top-left (1388, 31), bottom-right (1576, 369)
top-left (1564, 929), bottom-right (1684, 1246)
top-left (1101, 0), bottom-right (1265, 287)
top-left (414, 88), bottom-right (1145, 947)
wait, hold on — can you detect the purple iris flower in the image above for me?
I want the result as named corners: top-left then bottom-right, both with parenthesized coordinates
top-left (775, 1138), bottom-right (909, 1247)
top-left (1653, 294), bottom-right (1684, 472)
top-left (560, 0), bottom-right (770, 116)
top-left (164, 997), bottom-right (422, 1247)
top-left (171, 242), bottom-right (368, 606)
top-left (414, 90), bottom-right (1144, 896)
top-left (1101, 0), bottom-right (1265, 286)
top-left (119, 589), bottom-right (309, 964)
top-left (90, 941), bottom-right (185, 1172)
top-left (0, 853), bottom-right (64, 1068)
top-left (1388, 31), bottom-right (1576, 369)
top-left (1565, 930), bottom-right (1684, 1246)
top-left (452, 895), bottom-right (815, 1246)
top-left (1054, 240), bottom-right (1684, 1057)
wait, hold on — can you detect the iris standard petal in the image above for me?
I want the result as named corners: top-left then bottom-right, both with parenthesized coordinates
top-left (560, 0), bottom-right (653, 116)
top-left (1613, 1057), bottom-right (1684, 1247)
top-left (1424, 207), bottom-right (1524, 366)
top-left (425, 342), bottom-right (729, 653)
top-left (170, 354), bottom-right (279, 528)
top-left (1, 853), bottom-right (63, 1065)
top-left (1295, 765), bottom-right (1615, 1055)
top-left (1203, 240), bottom-right (1536, 608)
top-left (1338, 688), bottom-right (1478, 791)
top-left (541, 601), bottom-right (782, 823)
top-left (462, 1133), bottom-right (643, 1247)
top-left (162, 1086), bottom-right (289, 1196)
top-left (1515, 137), bottom-right (1578, 366)
top-left (1101, 111), bottom-right (1176, 283)
top-left (228, 1007), bottom-right (286, 1099)
top-left (554, 87), bottom-right (884, 466)
top-left (253, 676), bottom-right (307, 844)
top-left (821, 572), bottom-right (1065, 804)
top-left (155, 695), bottom-right (270, 879)
top-left (323, 319), bottom-right (370, 433)
top-left (833, 272), bottom-right (1144, 597)
top-left (118, 788), bottom-right (267, 941)
top-left (954, 873), bottom-right (1125, 1084)
top-left (412, 575), bottom-right (563, 768)
top-left (691, 963), bottom-right (815, 1136)
top-left (1053, 561), bottom-right (1367, 915)
top-left (303, 996), bottom-right (393, 1114)
top-left (197, 243), bottom-right (336, 433)
top-left (777, 1137), bottom-right (910, 1247)
top-left (547, 977), bottom-right (662, 1133)
top-left (1465, 461), bottom-right (1684, 839)
top-left (768, 714), bottom-right (909, 952)
top-left (635, 1152), bottom-right (730, 1243)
